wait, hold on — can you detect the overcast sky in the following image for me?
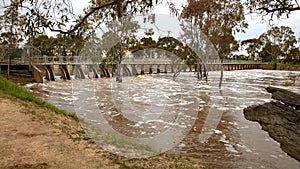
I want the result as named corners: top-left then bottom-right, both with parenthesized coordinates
top-left (153, 1), bottom-right (300, 42)
top-left (72, 0), bottom-right (300, 44)
top-left (235, 12), bottom-right (300, 42)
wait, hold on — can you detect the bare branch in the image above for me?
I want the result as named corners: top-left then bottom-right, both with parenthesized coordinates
top-left (246, 0), bottom-right (300, 19)
top-left (258, 6), bottom-right (300, 13)
top-left (45, 0), bottom-right (119, 34)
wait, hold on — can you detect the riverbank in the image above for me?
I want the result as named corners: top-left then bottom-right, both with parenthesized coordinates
top-left (0, 70), bottom-right (35, 85)
top-left (3, 69), bottom-right (300, 168)
top-left (0, 76), bottom-right (203, 169)
top-left (0, 92), bottom-right (119, 169)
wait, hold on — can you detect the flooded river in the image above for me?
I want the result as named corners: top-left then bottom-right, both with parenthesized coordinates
top-left (26, 69), bottom-right (300, 168)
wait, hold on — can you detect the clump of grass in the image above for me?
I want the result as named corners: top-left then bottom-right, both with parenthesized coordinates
top-left (117, 153), bottom-right (203, 169)
top-left (0, 75), bottom-right (78, 120)
top-left (81, 119), bottom-right (158, 156)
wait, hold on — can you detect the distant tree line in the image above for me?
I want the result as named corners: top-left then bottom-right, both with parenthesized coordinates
top-left (0, 0), bottom-right (299, 65)
top-left (241, 26), bottom-right (299, 67)
top-left (24, 34), bottom-right (86, 56)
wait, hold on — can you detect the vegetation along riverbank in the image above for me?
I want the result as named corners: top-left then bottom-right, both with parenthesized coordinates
top-left (0, 75), bottom-right (206, 169)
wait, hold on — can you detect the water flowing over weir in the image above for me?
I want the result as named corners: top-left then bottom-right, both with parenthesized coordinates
top-left (25, 70), bottom-right (300, 168)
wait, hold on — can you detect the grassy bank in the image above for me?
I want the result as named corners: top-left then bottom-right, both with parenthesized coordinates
top-left (0, 75), bottom-right (206, 168)
top-left (0, 75), bottom-right (78, 120)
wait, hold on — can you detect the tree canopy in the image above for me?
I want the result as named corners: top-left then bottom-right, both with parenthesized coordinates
top-left (182, 0), bottom-right (248, 60)
top-left (241, 38), bottom-right (263, 61)
top-left (1, 0), bottom-right (298, 40)
top-left (258, 26), bottom-right (297, 65)
top-left (26, 34), bottom-right (86, 56)
top-left (1, 0), bottom-right (299, 64)
top-left (259, 26), bottom-right (297, 56)
top-left (0, 0), bottom-right (178, 39)
top-left (245, 0), bottom-right (300, 18)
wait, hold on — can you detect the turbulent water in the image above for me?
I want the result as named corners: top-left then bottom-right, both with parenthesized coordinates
top-left (26, 70), bottom-right (300, 168)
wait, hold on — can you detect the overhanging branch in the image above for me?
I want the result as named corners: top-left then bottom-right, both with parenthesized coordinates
top-left (258, 6), bottom-right (300, 13)
top-left (45, 0), bottom-right (119, 34)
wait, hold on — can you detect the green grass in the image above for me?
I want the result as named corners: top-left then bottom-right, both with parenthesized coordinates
top-left (223, 59), bottom-right (260, 64)
top-left (0, 75), bottom-right (78, 120)
top-left (100, 133), bottom-right (156, 153)
top-left (261, 61), bottom-right (300, 66)
top-left (277, 62), bottom-right (300, 66)
top-left (81, 119), bottom-right (158, 156)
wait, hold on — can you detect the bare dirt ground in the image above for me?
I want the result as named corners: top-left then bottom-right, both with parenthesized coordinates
top-left (0, 95), bottom-right (119, 169)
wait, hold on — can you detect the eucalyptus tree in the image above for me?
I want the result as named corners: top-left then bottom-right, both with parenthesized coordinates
top-left (0, 32), bottom-right (23, 48)
top-left (26, 34), bottom-right (55, 56)
top-left (26, 34), bottom-right (86, 56)
top-left (241, 38), bottom-right (263, 61)
top-left (259, 26), bottom-right (297, 69)
top-left (181, 0), bottom-right (247, 86)
top-left (286, 47), bottom-right (300, 63)
top-left (259, 41), bottom-right (281, 63)
top-left (182, 0), bottom-right (247, 60)
top-left (0, 0), bottom-right (177, 39)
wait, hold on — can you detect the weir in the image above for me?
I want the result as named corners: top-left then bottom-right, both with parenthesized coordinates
top-left (3, 62), bottom-right (262, 82)
top-left (45, 65), bottom-right (55, 81)
top-left (60, 65), bottom-right (71, 80)
top-left (1, 55), bottom-right (263, 82)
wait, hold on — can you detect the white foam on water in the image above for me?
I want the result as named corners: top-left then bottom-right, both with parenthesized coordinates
top-left (24, 83), bottom-right (37, 88)
top-left (213, 129), bottom-right (222, 134)
top-left (219, 134), bottom-right (229, 144)
top-left (225, 143), bottom-right (239, 153)
top-left (236, 143), bottom-right (252, 153)
top-left (26, 70), bottom-right (300, 167)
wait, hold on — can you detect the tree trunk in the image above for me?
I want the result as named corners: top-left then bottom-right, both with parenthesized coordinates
top-left (197, 57), bottom-right (202, 80)
top-left (273, 62), bottom-right (277, 70)
top-left (273, 55), bottom-right (278, 70)
top-left (116, 61), bottom-right (122, 83)
top-left (219, 58), bottom-right (223, 88)
top-left (203, 63), bottom-right (208, 81)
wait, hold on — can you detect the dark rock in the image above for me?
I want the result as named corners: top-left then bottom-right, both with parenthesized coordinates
top-left (266, 86), bottom-right (300, 110)
top-left (244, 87), bottom-right (300, 162)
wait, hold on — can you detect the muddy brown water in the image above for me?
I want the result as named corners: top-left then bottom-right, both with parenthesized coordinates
top-left (25, 70), bottom-right (300, 168)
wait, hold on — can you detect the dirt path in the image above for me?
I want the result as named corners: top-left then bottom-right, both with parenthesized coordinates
top-left (0, 96), bottom-right (119, 169)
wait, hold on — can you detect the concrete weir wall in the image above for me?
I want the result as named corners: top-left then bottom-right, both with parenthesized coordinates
top-left (31, 63), bottom-right (300, 83)
top-left (33, 64), bottom-right (104, 82)
top-left (31, 65), bottom-right (43, 83)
